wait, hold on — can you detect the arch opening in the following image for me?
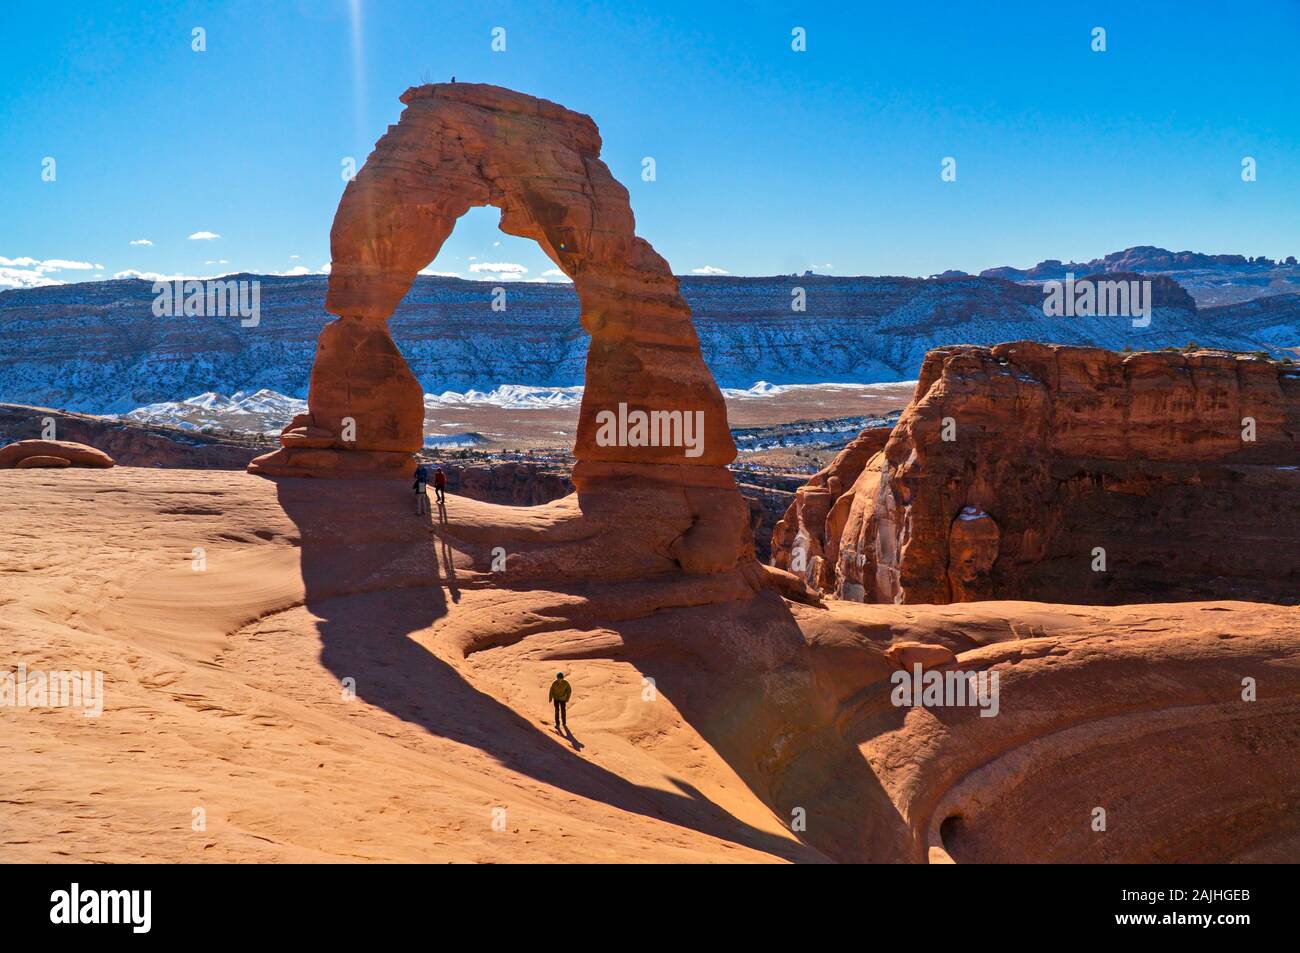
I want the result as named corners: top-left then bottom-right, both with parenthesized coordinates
top-left (392, 204), bottom-right (583, 458)
top-left (248, 82), bottom-right (752, 575)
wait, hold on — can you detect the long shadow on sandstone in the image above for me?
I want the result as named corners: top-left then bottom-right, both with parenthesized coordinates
top-left (274, 479), bottom-right (818, 861)
top-left (547, 588), bottom-right (919, 863)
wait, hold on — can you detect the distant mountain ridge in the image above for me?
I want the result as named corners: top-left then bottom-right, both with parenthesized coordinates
top-left (979, 245), bottom-right (1300, 306)
top-left (981, 243), bottom-right (1298, 276)
top-left (0, 267), bottom-right (1296, 415)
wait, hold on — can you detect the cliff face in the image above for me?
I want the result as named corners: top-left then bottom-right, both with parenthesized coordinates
top-left (780, 343), bottom-right (1300, 605)
top-left (437, 460), bottom-right (573, 507)
top-left (769, 426), bottom-right (893, 589)
top-left (3, 274), bottom-right (1297, 417)
top-left (0, 403), bottom-right (264, 469)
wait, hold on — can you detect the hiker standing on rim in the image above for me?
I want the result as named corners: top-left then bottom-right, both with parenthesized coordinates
top-left (548, 672), bottom-right (572, 730)
top-left (413, 462), bottom-right (430, 515)
top-left (433, 465), bottom-right (447, 506)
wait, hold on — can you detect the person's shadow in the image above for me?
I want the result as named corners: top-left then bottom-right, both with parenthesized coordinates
top-left (557, 723), bottom-right (583, 752)
top-left (273, 478), bottom-right (821, 862)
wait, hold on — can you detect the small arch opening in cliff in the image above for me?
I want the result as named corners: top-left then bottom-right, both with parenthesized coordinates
top-left (938, 813), bottom-right (966, 859)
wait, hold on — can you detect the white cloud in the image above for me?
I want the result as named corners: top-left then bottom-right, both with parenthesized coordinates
top-left (541, 268), bottom-right (573, 282)
top-left (289, 254), bottom-right (300, 259)
top-left (0, 267), bottom-right (62, 289)
top-left (204, 259), bottom-right (230, 265)
top-left (0, 256), bottom-right (101, 288)
top-left (419, 267), bottom-right (460, 278)
top-left (188, 231), bottom-right (220, 241)
top-left (129, 238), bottom-right (153, 246)
top-left (468, 262), bottom-right (528, 275)
top-left (272, 264), bottom-right (331, 276)
top-left (691, 265), bottom-right (729, 275)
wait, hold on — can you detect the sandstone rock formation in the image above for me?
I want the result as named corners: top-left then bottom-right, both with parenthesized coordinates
top-left (946, 506), bottom-right (1000, 602)
top-left (769, 426), bottom-right (892, 591)
top-left (787, 343), bottom-right (1300, 605)
top-left (250, 83), bottom-right (734, 483)
top-left (0, 439), bottom-right (115, 469)
top-left (0, 403), bottom-right (263, 470)
top-left (795, 596), bottom-right (1300, 862)
top-left (15, 455), bottom-right (72, 468)
top-left (884, 640), bottom-right (956, 671)
top-left (249, 83), bottom-right (750, 574)
top-left (9, 467), bottom-right (1296, 863)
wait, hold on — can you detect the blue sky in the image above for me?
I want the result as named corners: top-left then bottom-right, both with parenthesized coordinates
top-left (2, 0), bottom-right (1297, 288)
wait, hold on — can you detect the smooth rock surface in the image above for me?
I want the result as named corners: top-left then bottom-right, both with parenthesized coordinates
top-left (4, 467), bottom-right (1296, 863)
top-left (0, 438), bottom-right (115, 469)
top-left (14, 454), bottom-right (72, 468)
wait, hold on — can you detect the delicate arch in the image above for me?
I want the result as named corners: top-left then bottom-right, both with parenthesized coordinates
top-left (251, 83), bottom-right (735, 492)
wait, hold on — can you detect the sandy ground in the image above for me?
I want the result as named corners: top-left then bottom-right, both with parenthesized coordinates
top-left (0, 468), bottom-right (814, 862)
top-left (3, 467), bottom-right (1297, 863)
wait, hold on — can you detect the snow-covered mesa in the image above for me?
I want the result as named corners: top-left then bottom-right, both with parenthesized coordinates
top-left (720, 380), bottom-right (917, 399)
top-left (422, 384), bottom-right (584, 408)
top-left (118, 389), bottom-right (306, 432)
top-left (422, 432), bottom-right (489, 449)
top-left (4, 271), bottom-right (1295, 417)
top-left (110, 381), bottom-right (919, 436)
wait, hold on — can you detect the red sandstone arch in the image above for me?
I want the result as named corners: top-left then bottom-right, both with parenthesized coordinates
top-left (249, 83), bottom-right (736, 492)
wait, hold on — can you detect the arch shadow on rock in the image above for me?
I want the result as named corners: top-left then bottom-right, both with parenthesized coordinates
top-left (274, 478), bottom-right (824, 862)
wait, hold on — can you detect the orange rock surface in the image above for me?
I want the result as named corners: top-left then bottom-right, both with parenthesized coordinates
top-left (786, 343), bottom-right (1300, 605)
top-left (0, 438), bottom-right (115, 469)
top-left (250, 83), bottom-right (735, 487)
top-left (248, 83), bottom-right (750, 575)
top-left (14, 454), bottom-right (72, 468)
top-left (12, 85), bottom-right (1296, 865)
top-left (769, 426), bottom-right (891, 590)
top-left (3, 467), bottom-right (1296, 863)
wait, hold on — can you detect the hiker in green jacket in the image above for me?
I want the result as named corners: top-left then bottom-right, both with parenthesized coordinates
top-left (548, 672), bottom-right (572, 730)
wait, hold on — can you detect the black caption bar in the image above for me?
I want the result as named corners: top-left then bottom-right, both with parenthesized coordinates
top-left (0, 863), bottom-right (1288, 939)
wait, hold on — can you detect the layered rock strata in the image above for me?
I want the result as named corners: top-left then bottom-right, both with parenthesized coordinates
top-left (778, 343), bottom-right (1300, 605)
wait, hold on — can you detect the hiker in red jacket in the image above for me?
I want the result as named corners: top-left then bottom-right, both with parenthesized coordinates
top-left (433, 465), bottom-right (447, 506)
